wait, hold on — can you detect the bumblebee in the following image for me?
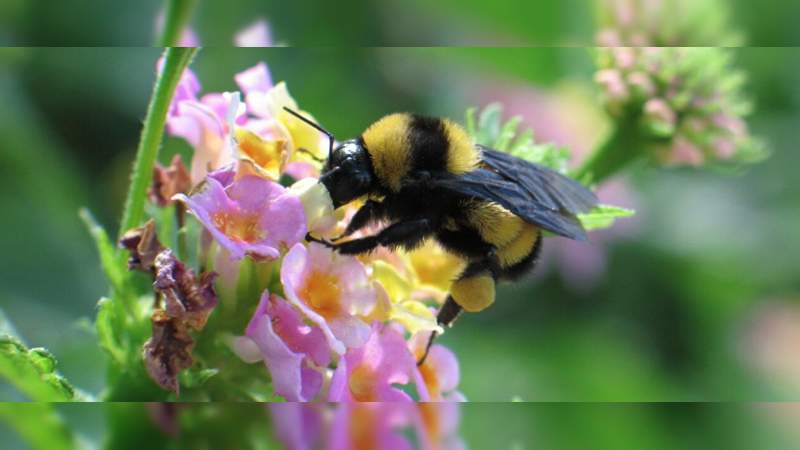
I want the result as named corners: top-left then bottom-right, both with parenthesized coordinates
top-left (284, 108), bottom-right (597, 363)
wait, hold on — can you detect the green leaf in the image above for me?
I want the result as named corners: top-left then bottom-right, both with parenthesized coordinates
top-left (475, 103), bottom-right (503, 146)
top-left (0, 335), bottom-right (77, 401)
top-left (180, 367), bottom-right (220, 389)
top-left (0, 403), bottom-right (79, 450)
top-left (466, 103), bottom-right (571, 173)
top-left (96, 297), bottom-right (126, 366)
top-left (577, 205), bottom-right (636, 231)
top-left (80, 208), bottom-right (126, 291)
top-left (494, 115), bottom-right (522, 151)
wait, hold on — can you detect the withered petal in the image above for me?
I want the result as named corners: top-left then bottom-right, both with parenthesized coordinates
top-left (120, 219), bottom-right (164, 272)
top-left (154, 249), bottom-right (218, 329)
top-left (150, 154), bottom-right (193, 207)
top-left (143, 310), bottom-right (194, 394)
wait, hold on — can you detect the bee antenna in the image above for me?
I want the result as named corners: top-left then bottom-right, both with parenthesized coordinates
top-left (283, 106), bottom-right (335, 158)
top-left (295, 148), bottom-right (325, 164)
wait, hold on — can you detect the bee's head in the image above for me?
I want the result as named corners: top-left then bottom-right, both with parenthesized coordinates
top-left (320, 139), bottom-right (374, 208)
top-left (283, 107), bottom-right (374, 208)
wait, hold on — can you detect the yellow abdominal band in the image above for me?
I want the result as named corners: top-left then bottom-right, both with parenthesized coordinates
top-left (450, 274), bottom-right (495, 312)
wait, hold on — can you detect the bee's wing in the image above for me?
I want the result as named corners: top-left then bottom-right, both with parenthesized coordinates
top-left (432, 169), bottom-right (589, 241)
top-left (478, 145), bottom-right (598, 215)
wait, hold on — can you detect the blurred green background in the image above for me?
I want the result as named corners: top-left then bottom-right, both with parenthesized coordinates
top-left (2, 0), bottom-right (800, 448)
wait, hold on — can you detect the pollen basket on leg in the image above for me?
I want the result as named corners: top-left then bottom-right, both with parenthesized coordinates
top-left (451, 274), bottom-right (495, 313)
top-left (361, 113), bottom-right (412, 192)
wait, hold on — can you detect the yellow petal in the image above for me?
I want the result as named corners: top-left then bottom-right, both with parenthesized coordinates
top-left (263, 81), bottom-right (326, 161)
top-left (279, 108), bottom-right (326, 160)
top-left (363, 281), bottom-right (391, 323)
top-left (405, 240), bottom-right (466, 299)
top-left (390, 300), bottom-right (442, 335)
top-left (264, 81), bottom-right (298, 116)
top-left (235, 128), bottom-right (287, 180)
top-left (371, 260), bottom-right (412, 303)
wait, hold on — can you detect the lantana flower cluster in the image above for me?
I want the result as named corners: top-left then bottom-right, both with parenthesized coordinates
top-left (139, 59), bottom-right (465, 402)
top-left (270, 403), bottom-right (465, 450)
top-left (594, 46), bottom-right (767, 168)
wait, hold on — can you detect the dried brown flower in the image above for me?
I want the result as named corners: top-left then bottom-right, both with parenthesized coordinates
top-left (119, 219), bottom-right (164, 272)
top-left (150, 154), bottom-right (192, 207)
top-left (121, 223), bottom-right (218, 394)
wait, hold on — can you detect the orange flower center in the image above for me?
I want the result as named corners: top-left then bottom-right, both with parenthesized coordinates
top-left (349, 405), bottom-right (379, 450)
top-left (298, 271), bottom-right (342, 319)
top-left (419, 359), bottom-right (441, 399)
top-left (236, 128), bottom-right (285, 178)
top-left (418, 403), bottom-right (441, 440)
top-left (348, 364), bottom-right (379, 402)
top-left (212, 211), bottom-right (263, 243)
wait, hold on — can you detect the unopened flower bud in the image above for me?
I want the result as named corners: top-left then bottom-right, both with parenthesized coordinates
top-left (643, 98), bottom-right (676, 137)
top-left (595, 69), bottom-right (629, 108)
top-left (627, 71), bottom-right (655, 98)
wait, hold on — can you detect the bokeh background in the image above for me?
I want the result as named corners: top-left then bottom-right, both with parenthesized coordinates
top-left (2, 0), bottom-right (800, 448)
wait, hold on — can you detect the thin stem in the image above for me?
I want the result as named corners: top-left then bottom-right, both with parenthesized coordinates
top-left (158, 0), bottom-right (198, 47)
top-left (175, 202), bottom-right (188, 261)
top-left (572, 116), bottom-right (645, 185)
top-left (118, 47), bottom-right (197, 240)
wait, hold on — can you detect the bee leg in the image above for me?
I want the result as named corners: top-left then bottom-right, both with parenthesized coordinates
top-left (305, 232), bottom-right (335, 248)
top-left (418, 296), bottom-right (462, 366)
top-left (419, 260), bottom-right (497, 366)
top-left (328, 218), bottom-right (431, 255)
top-left (332, 200), bottom-right (384, 241)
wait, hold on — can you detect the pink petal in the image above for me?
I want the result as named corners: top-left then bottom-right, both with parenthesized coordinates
top-left (269, 404), bottom-right (322, 450)
top-left (174, 179), bottom-right (248, 260)
top-left (260, 193), bottom-right (308, 250)
top-left (327, 359), bottom-right (348, 402)
top-left (328, 316), bottom-right (371, 350)
top-left (263, 294), bottom-right (331, 367)
top-left (426, 345), bottom-right (460, 395)
top-left (157, 56), bottom-right (200, 115)
top-left (234, 62), bottom-right (273, 118)
top-left (235, 62), bottom-right (273, 95)
top-left (246, 302), bottom-right (307, 401)
top-left (375, 386), bottom-right (413, 402)
top-left (300, 365), bottom-right (323, 401)
top-left (284, 161), bottom-right (320, 180)
top-left (337, 325), bottom-right (416, 401)
top-left (281, 244), bottom-right (347, 355)
top-left (306, 242), bottom-right (335, 275)
top-left (373, 326), bottom-right (415, 386)
top-left (168, 100), bottom-right (224, 147)
top-left (177, 28), bottom-right (200, 47)
top-left (234, 19), bottom-right (273, 47)
top-left (202, 92), bottom-right (247, 126)
top-left (227, 175), bottom-right (285, 212)
top-left (244, 293), bottom-right (327, 402)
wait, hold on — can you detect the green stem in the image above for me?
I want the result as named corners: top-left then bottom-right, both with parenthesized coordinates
top-left (0, 404), bottom-right (77, 450)
top-left (158, 0), bottom-right (198, 47)
top-left (572, 117), bottom-right (645, 185)
top-left (118, 47), bottom-right (197, 241)
top-left (176, 202), bottom-right (189, 261)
